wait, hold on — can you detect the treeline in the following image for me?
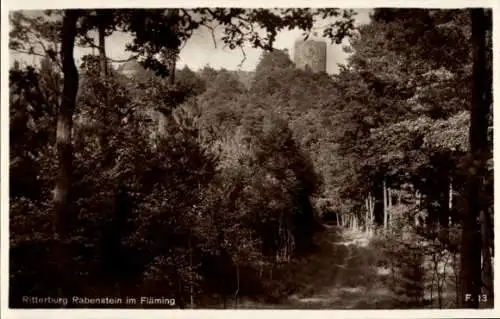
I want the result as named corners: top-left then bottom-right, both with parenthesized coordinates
top-left (9, 8), bottom-right (493, 309)
top-left (191, 8), bottom-right (494, 307)
top-left (10, 50), bottom-right (328, 307)
top-left (323, 9), bottom-right (493, 307)
top-left (9, 8), bottom-right (360, 308)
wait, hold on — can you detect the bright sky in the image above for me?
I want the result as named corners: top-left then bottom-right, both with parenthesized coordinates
top-left (11, 9), bottom-right (372, 74)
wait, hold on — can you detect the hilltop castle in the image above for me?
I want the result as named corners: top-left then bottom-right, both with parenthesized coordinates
top-left (293, 33), bottom-right (327, 73)
top-left (117, 33), bottom-right (328, 79)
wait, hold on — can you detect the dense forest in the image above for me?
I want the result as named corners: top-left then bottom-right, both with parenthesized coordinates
top-left (8, 8), bottom-right (493, 309)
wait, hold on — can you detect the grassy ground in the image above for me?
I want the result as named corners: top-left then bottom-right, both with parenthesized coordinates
top-left (280, 226), bottom-right (397, 309)
top-left (236, 225), bottom-right (486, 309)
top-left (235, 226), bottom-right (396, 309)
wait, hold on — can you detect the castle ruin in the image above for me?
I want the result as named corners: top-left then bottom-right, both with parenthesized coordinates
top-left (293, 35), bottom-right (327, 73)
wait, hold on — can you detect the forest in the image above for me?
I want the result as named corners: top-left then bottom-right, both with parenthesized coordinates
top-left (8, 8), bottom-right (493, 309)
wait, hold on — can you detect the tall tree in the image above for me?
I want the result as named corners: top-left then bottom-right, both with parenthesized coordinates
top-left (459, 8), bottom-right (490, 308)
top-left (54, 9), bottom-right (80, 238)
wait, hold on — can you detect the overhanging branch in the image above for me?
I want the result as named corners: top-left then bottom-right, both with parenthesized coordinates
top-left (238, 46), bottom-right (247, 68)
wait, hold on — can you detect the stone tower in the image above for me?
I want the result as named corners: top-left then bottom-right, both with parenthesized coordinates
top-left (293, 34), bottom-right (327, 73)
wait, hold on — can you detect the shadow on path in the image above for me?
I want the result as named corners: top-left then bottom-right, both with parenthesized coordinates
top-left (287, 226), bottom-right (397, 309)
top-left (242, 226), bottom-right (397, 309)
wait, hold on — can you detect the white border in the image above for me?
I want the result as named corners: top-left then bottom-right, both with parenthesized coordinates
top-left (1, 0), bottom-right (499, 318)
top-left (1, 0), bottom-right (498, 9)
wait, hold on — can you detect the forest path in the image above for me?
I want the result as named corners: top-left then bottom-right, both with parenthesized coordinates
top-left (281, 225), bottom-right (395, 309)
top-left (234, 225), bottom-right (395, 309)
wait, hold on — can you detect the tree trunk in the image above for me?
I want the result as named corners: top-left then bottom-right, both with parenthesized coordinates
top-left (438, 173), bottom-right (451, 243)
top-left (449, 177), bottom-right (453, 211)
top-left (54, 10), bottom-right (80, 240)
top-left (169, 58), bottom-right (176, 85)
top-left (177, 276), bottom-right (186, 309)
top-left (480, 10), bottom-right (493, 302)
top-left (365, 197), bottom-right (369, 233)
top-left (388, 187), bottom-right (392, 230)
top-left (452, 251), bottom-right (460, 307)
top-left (369, 193), bottom-right (374, 234)
top-left (388, 187), bottom-right (392, 208)
top-left (366, 193), bottom-right (373, 234)
top-left (163, 46), bottom-right (177, 85)
top-left (189, 235), bottom-right (194, 309)
top-left (96, 12), bottom-right (115, 167)
top-left (459, 8), bottom-right (489, 308)
top-left (53, 10), bottom-right (80, 302)
top-left (234, 263), bottom-right (240, 308)
top-left (53, 9), bottom-right (80, 299)
top-left (480, 210), bottom-right (493, 299)
top-left (449, 177), bottom-right (454, 226)
top-left (97, 12), bottom-right (108, 79)
top-left (383, 179), bottom-right (388, 233)
top-left (157, 44), bottom-right (178, 137)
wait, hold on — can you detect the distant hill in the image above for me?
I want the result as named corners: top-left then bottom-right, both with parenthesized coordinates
top-left (116, 59), bottom-right (255, 89)
top-left (193, 69), bottom-right (255, 90)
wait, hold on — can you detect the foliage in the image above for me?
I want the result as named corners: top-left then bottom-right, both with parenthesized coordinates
top-left (10, 51), bottom-right (323, 307)
top-left (8, 7), bottom-right (493, 309)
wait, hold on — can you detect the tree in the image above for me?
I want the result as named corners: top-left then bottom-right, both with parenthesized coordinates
top-left (120, 8), bottom-right (357, 74)
top-left (176, 66), bottom-right (207, 96)
top-left (10, 55), bottom-right (60, 201)
top-left (77, 9), bottom-right (120, 78)
top-left (54, 9), bottom-right (80, 239)
top-left (332, 8), bottom-right (476, 234)
top-left (330, 8), bottom-right (492, 307)
top-left (459, 8), bottom-right (491, 308)
top-left (10, 8), bottom-right (358, 242)
top-left (366, 8), bottom-right (492, 306)
top-left (198, 69), bottom-right (247, 140)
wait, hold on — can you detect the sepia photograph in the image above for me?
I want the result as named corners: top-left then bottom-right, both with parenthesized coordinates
top-left (3, 3), bottom-right (496, 314)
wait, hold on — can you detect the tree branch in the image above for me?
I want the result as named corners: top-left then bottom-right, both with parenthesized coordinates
top-left (35, 39), bottom-right (62, 70)
top-left (202, 24), bottom-right (218, 49)
top-left (238, 46), bottom-right (247, 68)
top-left (11, 48), bottom-right (47, 59)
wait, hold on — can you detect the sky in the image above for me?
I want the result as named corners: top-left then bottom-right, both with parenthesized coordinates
top-left (10, 9), bottom-right (373, 74)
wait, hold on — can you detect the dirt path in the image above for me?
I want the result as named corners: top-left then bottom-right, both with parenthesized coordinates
top-left (237, 225), bottom-right (473, 309)
top-left (236, 225), bottom-right (397, 309)
top-left (250, 225), bottom-right (394, 309)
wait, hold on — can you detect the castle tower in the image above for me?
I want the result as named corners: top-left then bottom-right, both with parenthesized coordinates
top-left (293, 33), bottom-right (327, 73)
